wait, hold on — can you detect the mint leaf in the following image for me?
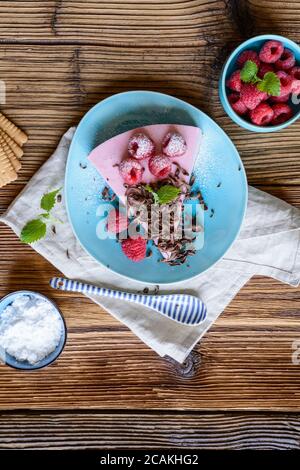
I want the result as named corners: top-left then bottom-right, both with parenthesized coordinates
top-left (21, 187), bottom-right (62, 244)
top-left (240, 62), bottom-right (280, 96)
top-left (40, 188), bottom-right (61, 212)
top-left (145, 185), bottom-right (160, 204)
top-left (240, 60), bottom-right (259, 83)
top-left (156, 185), bottom-right (181, 205)
top-left (145, 184), bottom-right (181, 205)
top-left (20, 219), bottom-right (47, 244)
top-left (257, 72), bottom-right (280, 96)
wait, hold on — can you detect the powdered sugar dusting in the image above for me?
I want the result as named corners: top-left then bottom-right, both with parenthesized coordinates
top-left (162, 132), bottom-right (187, 158)
top-left (128, 133), bottom-right (155, 159)
top-left (120, 157), bottom-right (142, 174)
top-left (193, 135), bottom-right (219, 192)
top-left (119, 157), bottom-right (143, 185)
top-left (149, 154), bottom-right (172, 178)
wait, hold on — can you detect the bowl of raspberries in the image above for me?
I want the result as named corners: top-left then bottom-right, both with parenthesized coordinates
top-left (219, 34), bottom-right (300, 132)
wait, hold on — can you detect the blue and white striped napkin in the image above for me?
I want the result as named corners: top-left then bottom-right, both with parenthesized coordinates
top-left (1, 127), bottom-right (300, 363)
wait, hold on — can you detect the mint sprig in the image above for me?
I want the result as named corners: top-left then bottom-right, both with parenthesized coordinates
top-left (240, 60), bottom-right (280, 96)
top-left (157, 185), bottom-right (181, 205)
top-left (20, 188), bottom-right (62, 244)
top-left (257, 71), bottom-right (280, 96)
top-left (20, 219), bottom-right (47, 244)
top-left (40, 188), bottom-right (61, 212)
top-left (145, 184), bottom-right (181, 205)
top-left (240, 60), bottom-right (258, 83)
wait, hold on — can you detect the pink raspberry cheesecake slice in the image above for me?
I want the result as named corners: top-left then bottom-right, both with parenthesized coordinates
top-left (88, 124), bottom-right (202, 204)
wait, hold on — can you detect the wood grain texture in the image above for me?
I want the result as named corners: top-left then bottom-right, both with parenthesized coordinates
top-left (0, 0), bottom-right (300, 418)
top-left (0, 0), bottom-right (236, 46)
top-left (1, 1), bottom-right (300, 48)
top-left (0, 412), bottom-right (300, 450)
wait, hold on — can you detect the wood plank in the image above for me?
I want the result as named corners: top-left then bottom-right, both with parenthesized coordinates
top-left (248, 0), bottom-right (300, 39)
top-left (0, 1), bottom-right (236, 46)
top-left (0, 411), bottom-right (300, 449)
top-left (1, 1), bottom-right (300, 48)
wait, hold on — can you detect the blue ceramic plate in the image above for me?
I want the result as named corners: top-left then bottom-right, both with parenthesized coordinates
top-left (65, 91), bottom-right (248, 284)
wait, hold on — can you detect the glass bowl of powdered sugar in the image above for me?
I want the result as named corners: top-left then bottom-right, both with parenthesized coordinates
top-left (0, 291), bottom-right (67, 370)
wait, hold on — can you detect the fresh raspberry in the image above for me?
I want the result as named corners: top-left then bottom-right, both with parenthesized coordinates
top-left (237, 50), bottom-right (260, 68)
top-left (275, 48), bottom-right (295, 70)
top-left (259, 40), bottom-right (284, 63)
top-left (162, 132), bottom-right (187, 158)
top-left (290, 66), bottom-right (300, 80)
top-left (291, 79), bottom-right (300, 94)
top-left (121, 236), bottom-right (147, 262)
top-left (271, 103), bottom-right (293, 125)
top-left (148, 154), bottom-right (172, 179)
top-left (290, 67), bottom-right (300, 94)
top-left (270, 93), bottom-right (290, 103)
top-left (107, 210), bottom-right (129, 234)
top-left (257, 63), bottom-right (274, 79)
top-left (240, 83), bottom-right (267, 110)
top-left (119, 157), bottom-right (144, 185)
top-left (249, 103), bottom-right (274, 126)
top-left (276, 71), bottom-right (293, 96)
top-left (128, 133), bottom-right (155, 160)
top-left (226, 70), bottom-right (242, 92)
top-left (228, 93), bottom-right (248, 115)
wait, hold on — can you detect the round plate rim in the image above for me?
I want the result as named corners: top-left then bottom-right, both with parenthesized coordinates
top-left (65, 90), bottom-right (248, 285)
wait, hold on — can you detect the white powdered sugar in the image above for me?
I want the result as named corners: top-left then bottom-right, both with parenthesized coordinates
top-left (128, 133), bottom-right (155, 159)
top-left (0, 294), bottom-right (63, 365)
top-left (162, 132), bottom-right (187, 157)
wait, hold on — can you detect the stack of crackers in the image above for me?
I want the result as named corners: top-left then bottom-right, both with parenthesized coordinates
top-left (0, 112), bottom-right (28, 188)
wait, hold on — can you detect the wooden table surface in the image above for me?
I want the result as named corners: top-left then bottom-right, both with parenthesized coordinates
top-left (1, 0), bottom-right (300, 450)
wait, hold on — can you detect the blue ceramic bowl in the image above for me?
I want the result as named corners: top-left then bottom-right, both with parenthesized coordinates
top-left (0, 291), bottom-right (67, 370)
top-left (219, 34), bottom-right (300, 132)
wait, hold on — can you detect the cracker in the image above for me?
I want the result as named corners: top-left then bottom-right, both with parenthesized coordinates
top-left (0, 145), bottom-right (17, 188)
top-left (0, 133), bottom-right (21, 172)
top-left (0, 129), bottom-right (23, 159)
top-left (0, 112), bottom-right (28, 147)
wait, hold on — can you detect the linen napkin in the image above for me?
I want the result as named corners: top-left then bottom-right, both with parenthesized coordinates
top-left (1, 127), bottom-right (300, 363)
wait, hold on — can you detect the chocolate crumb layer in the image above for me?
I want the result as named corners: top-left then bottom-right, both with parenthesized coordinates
top-left (125, 170), bottom-right (205, 266)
